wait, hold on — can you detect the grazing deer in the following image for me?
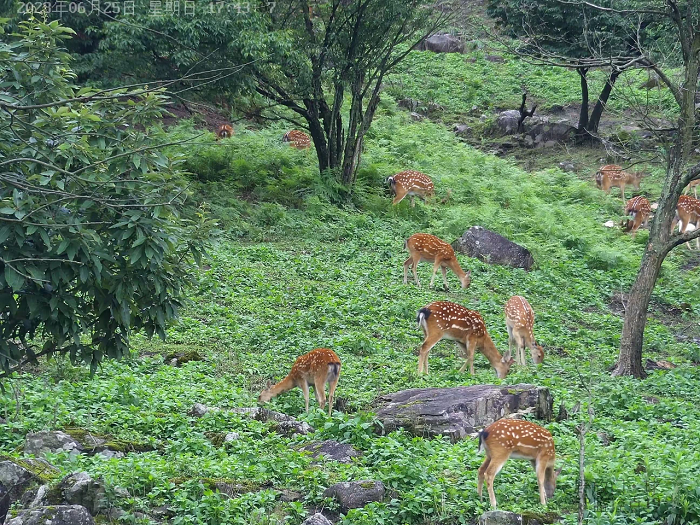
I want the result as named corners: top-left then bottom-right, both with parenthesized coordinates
top-left (672, 194), bottom-right (700, 249)
top-left (685, 179), bottom-right (700, 198)
top-left (478, 418), bottom-right (561, 509)
top-left (216, 124), bottom-right (233, 139)
top-left (594, 164), bottom-right (642, 201)
top-left (283, 130), bottom-right (312, 149)
top-left (504, 296), bottom-right (544, 366)
top-left (622, 196), bottom-right (652, 236)
top-left (387, 170), bottom-right (434, 206)
top-left (416, 301), bottom-right (514, 378)
top-left (404, 233), bottom-right (471, 291)
top-left (258, 348), bottom-right (340, 416)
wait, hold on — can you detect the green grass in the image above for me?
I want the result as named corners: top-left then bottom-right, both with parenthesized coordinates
top-left (3, 106), bottom-right (700, 524)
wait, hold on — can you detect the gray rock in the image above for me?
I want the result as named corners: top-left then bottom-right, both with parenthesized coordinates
top-left (526, 122), bottom-right (576, 145)
top-left (453, 124), bottom-right (471, 137)
top-left (24, 431), bottom-right (84, 457)
top-left (21, 484), bottom-right (49, 508)
top-left (415, 33), bottom-right (464, 53)
top-left (0, 461), bottom-right (34, 502)
top-left (274, 420), bottom-right (314, 436)
top-left (224, 432), bottom-right (240, 442)
top-left (301, 440), bottom-right (361, 463)
top-left (397, 98), bottom-right (421, 111)
top-left (0, 482), bottom-right (9, 525)
top-left (302, 513), bottom-right (333, 525)
top-left (558, 162), bottom-right (576, 172)
top-left (323, 480), bottom-right (385, 512)
top-left (279, 489), bottom-right (304, 502)
top-left (58, 472), bottom-right (107, 515)
top-left (5, 505), bottom-right (95, 525)
top-left (96, 449), bottom-right (124, 459)
top-left (410, 112), bottom-right (424, 121)
top-left (189, 403), bottom-right (213, 417)
top-left (374, 384), bottom-right (553, 442)
top-left (480, 510), bottom-right (523, 525)
top-left (452, 226), bottom-right (535, 270)
top-left (496, 110), bottom-right (521, 135)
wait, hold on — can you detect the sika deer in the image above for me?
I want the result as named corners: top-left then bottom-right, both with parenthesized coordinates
top-left (217, 124), bottom-right (233, 139)
top-left (387, 170), bottom-right (434, 206)
top-left (404, 233), bottom-right (471, 291)
top-left (478, 418), bottom-right (561, 509)
top-left (283, 130), bottom-right (312, 149)
top-left (595, 164), bottom-right (642, 201)
top-left (504, 296), bottom-right (543, 366)
top-left (672, 194), bottom-right (700, 249)
top-left (622, 196), bottom-right (651, 236)
top-left (416, 301), bottom-right (513, 378)
top-left (258, 348), bottom-right (341, 416)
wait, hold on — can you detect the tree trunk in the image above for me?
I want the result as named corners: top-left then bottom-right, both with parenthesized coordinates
top-left (586, 69), bottom-right (621, 135)
top-left (576, 67), bottom-right (589, 133)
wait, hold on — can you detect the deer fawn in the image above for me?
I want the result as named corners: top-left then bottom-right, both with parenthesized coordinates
top-left (504, 296), bottom-right (544, 366)
top-left (416, 301), bottom-right (514, 378)
top-left (595, 164), bottom-right (642, 201)
top-left (685, 179), bottom-right (700, 198)
top-left (217, 124), bottom-right (233, 139)
top-left (404, 233), bottom-right (471, 291)
top-left (283, 130), bottom-right (312, 149)
top-left (478, 419), bottom-right (561, 509)
top-left (387, 170), bottom-right (434, 206)
top-left (622, 196), bottom-right (651, 236)
top-left (258, 348), bottom-right (340, 416)
top-left (672, 194), bottom-right (700, 249)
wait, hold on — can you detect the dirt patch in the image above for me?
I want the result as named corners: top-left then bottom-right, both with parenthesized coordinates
top-left (160, 102), bottom-right (232, 133)
top-left (681, 252), bottom-right (700, 271)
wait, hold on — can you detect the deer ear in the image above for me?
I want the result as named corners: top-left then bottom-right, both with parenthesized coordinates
top-left (555, 466), bottom-right (563, 477)
top-left (466, 270), bottom-right (472, 277)
top-left (502, 350), bottom-right (512, 363)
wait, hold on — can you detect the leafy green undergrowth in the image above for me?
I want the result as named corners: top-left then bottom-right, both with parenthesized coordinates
top-left (3, 112), bottom-right (700, 525)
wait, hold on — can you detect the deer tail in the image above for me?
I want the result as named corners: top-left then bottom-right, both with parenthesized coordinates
top-left (417, 307), bottom-right (431, 330)
top-left (478, 429), bottom-right (489, 453)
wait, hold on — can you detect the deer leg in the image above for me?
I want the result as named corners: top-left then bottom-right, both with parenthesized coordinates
top-left (327, 375), bottom-right (339, 417)
top-left (506, 325), bottom-right (515, 364)
top-left (458, 337), bottom-right (476, 375)
top-left (300, 381), bottom-right (310, 413)
top-left (410, 195), bottom-right (416, 207)
top-left (419, 331), bottom-right (443, 375)
top-left (485, 455), bottom-right (509, 509)
top-left (403, 256), bottom-right (413, 285)
top-left (441, 266), bottom-right (450, 291)
top-left (535, 458), bottom-right (548, 505)
top-left (313, 375), bottom-right (327, 412)
top-left (519, 336), bottom-right (528, 366)
top-left (412, 257), bottom-right (422, 287)
top-left (477, 457), bottom-right (490, 500)
top-left (392, 190), bottom-right (406, 205)
top-left (429, 260), bottom-right (441, 289)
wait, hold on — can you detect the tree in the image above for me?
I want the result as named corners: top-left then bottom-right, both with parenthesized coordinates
top-left (0, 18), bottom-right (212, 378)
top-left (486, 0), bottom-right (649, 139)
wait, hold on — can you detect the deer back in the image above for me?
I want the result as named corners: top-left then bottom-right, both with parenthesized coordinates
top-left (283, 130), bottom-right (312, 149)
top-left (419, 301), bottom-right (487, 339)
top-left (504, 296), bottom-right (535, 333)
top-left (406, 233), bottom-right (456, 262)
top-left (391, 170), bottom-right (434, 196)
top-left (480, 419), bottom-right (556, 464)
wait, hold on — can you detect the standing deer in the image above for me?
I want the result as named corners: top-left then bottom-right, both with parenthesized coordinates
top-left (416, 301), bottom-right (514, 378)
top-left (387, 170), bottom-right (434, 206)
top-left (622, 196), bottom-right (652, 236)
top-left (217, 124), bottom-right (234, 139)
top-left (404, 233), bottom-right (471, 291)
top-left (258, 348), bottom-right (340, 416)
top-left (478, 418), bottom-right (561, 509)
top-left (594, 164), bottom-right (642, 201)
top-left (283, 130), bottom-right (312, 149)
top-left (504, 296), bottom-right (544, 366)
top-left (672, 194), bottom-right (700, 249)
top-left (685, 179), bottom-right (700, 198)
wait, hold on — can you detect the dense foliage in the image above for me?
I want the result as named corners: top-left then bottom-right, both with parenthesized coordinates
top-left (0, 19), bottom-right (211, 376)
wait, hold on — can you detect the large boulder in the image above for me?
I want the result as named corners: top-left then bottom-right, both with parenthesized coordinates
top-left (5, 505), bottom-right (94, 525)
top-left (496, 110), bottom-right (521, 135)
top-left (301, 440), bottom-right (361, 464)
top-left (452, 226), bottom-right (535, 270)
top-left (323, 481), bottom-right (385, 512)
top-left (374, 384), bottom-right (553, 442)
top-left (58, 472), bottom-right (107, 515)
top-left (415, 33), bottom-right (464, 53)
top-left (0, 483), bottom-right (9, 525)
top-left (302, 513), bottom-right (333, 525)
top-left (24, 431), bottom-right (84, 457)
top-left (525, 122), bottom-right (576, 147)
top-left (0, 461), bottom-right (35, 504)
top-left (480, 510), bottom-right (523, 525)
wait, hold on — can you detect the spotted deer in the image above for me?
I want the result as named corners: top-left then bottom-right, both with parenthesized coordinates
top-left (404, 233), bottom-right (471, 291)
top-left (387, 170), bottom-right (434, 206)
top-left (685, 179), bottom-right (700, 198)
top-left (478, 419), bottom-right (561, 509)
top-left (283, 130), bottom-right (312, 149)
top-left (258, 348), bottom-right (340, 416)
top-left (622, 196), bottom-right (652, 236)
top-left (504, 296), bottom-right (544, 366)
top-left (672, 194), bottom-right (700, 249)
top-left (416, 301), bottom-right (514, 378)
top-left (217, 124), bottom-right (233, 139)
top-left (595, 164), bottom-right (642, 201)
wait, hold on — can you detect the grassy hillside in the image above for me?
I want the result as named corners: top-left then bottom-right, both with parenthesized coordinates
top-left (3, 106), bottom-right (700, 524)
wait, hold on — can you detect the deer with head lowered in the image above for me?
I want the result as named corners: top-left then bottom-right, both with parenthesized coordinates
top-left (258, 348), bottom-right (340, 416)
top-left (416, 301), bottom-right (514, 377)
top-left (404, 233), bottom-right (471, 291)
top-left (387, 170), bottom-right (434, 206)
top-left (622, 196), bottom-right (652, 236)
top-left (595, 164), bottom-right (642, 201)
top-left (216, 124), bottom-right (233, 139)
top-left (478, 418), bottom-right (561, 509)
top-left (671, 194), bottom-right (700, 249)
top-left (504, 296), bottom-right (544, 366)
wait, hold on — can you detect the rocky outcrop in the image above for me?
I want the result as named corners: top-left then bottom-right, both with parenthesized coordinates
top-left (323, 481), bottom-right (385, 512)
top-left (302, 513), bottom-right (333, 525)
top-left (496, 110), bottom-right (521, 135)
top-left (480, 510), bottom-right (523, 525)
top-left (0, 461), bottom-right (35, 503)
top-left (374, 384), bottom-right (553, 442)
top-left (414, 33), bottom-right (464, 53)
top-left (452, 226), bottom-right (535, 270)
top-left (5, 505), bottom-right (95, 525)
top-left (24, 431), bottom-right (84, 457)
top-left (300, 440), bottom-right (361, 464)
top-left (0, 482), bottom-right (9, 524)
top-left (57, 472), bottom-right (107, 515)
